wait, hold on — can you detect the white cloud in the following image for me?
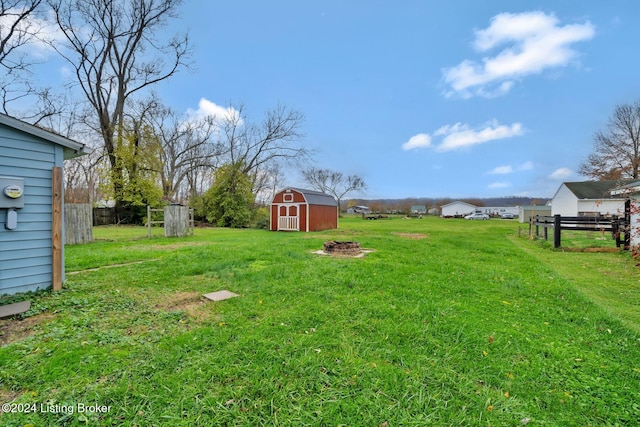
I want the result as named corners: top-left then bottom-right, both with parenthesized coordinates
top-left (549, 167), bottom-right (573, 180)
top-left (402, 120), bottom-right (524, 152)
top-left (488, 182), bottom-right (511, 189)
top-left (487, 161), bottom-right (535, 175)
top-left (0, 9), bottom-right (63, 59)
top-left (435, 121), bottom-right (524, 152)
top-left (488, 165), bottom-right (514, 175)
top-left (402, 133), bottom-right (432, 150)
top-left (187, 98), bottom-right (242, 124)
top-left (518, 161), bottom-right (534, 171)
top-left (442, 11), bottom-right (595, 98)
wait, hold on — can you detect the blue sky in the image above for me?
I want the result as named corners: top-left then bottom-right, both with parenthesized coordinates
top-left (31, 1), bottom-right (640, 199)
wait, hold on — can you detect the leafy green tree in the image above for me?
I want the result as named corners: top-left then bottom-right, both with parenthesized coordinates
top-left (99, 124), bottom-right (163, 223)
top-left (201, 162), bottom-right (254, 228)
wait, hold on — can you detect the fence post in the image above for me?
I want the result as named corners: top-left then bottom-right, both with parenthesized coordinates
top-left (553, 214), bottom-right (561, 248)
top-left (147, 205), bottom-right (152, 238)
top-left (625, 198), bottom-right (631, 250)
top-left (52, 167), bottom-right (63, 291)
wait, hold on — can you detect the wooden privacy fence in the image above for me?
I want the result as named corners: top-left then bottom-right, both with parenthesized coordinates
top-left (147, 205), bottom-right (194, 238)
top-left (530, 214), bottom-right (629, 250)
top-left (93, 207), bottom-right (117, 225)
top-left (64, 204), bottom-right (93, 244)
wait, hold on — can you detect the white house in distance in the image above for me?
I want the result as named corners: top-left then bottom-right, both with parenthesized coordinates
top-left (441, 201), bottom-right (519, 218)
top-left (411, 205), bottom-right (427, 215)
top-left (476, 206), bottom-right (520, 217)
top-left (441, 201), bottom-right (476, 218)
top-left (551, 180), bottom-right (631, 217)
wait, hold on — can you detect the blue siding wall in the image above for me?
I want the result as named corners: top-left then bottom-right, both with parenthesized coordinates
top-left (0, 128), bottom-right (62, 295)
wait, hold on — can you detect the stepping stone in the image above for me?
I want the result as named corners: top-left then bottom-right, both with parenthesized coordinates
top-left (203, 290), bottom-right (239, 302)
top-left (0, 301), bottom-right (31, 318)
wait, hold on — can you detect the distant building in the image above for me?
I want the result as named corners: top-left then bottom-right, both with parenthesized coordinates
top-left (551, 180), bottom-right (631, 217)
top-left (441, 201), bottom-right (476, 218)
top-left (519, 205), bottom-right (552, 223)
top-left (411, 205), bottom-right (427, 215)
top-left (476, 206), bottom-right (520, 216)
top-left (346, 205), bottom-right (370, 214)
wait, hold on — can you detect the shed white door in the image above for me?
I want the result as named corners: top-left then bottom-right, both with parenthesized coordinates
top-left (278, 205), bottom-right (299, 231)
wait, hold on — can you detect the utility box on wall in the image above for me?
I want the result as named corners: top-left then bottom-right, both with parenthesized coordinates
top-left (0, 176), bottom-right (25, 209)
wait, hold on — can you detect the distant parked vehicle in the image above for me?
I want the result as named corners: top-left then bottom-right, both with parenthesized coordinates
top-left (464, 213), bottom-right (490, 220)
top-left (500, 213), bottom-right (515, 219)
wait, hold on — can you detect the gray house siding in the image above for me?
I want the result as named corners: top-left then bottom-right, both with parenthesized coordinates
top-left (0, 127), bottom-right (65, 295)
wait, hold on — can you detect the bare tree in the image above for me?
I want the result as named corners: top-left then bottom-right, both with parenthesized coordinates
top-left (0, 0), bottom-right (66, 121)
top-left (48, 0), bottom-right (192, 219)
top-left (579, 101), bottom-right (640, 180)
top-left (217, 103), bottom-right (310, 196)
top-left (301, 167), bottom-right (366, 214)
top-left (145, 101), bottom-right (223, 202)
top-left (63, 147), bottom-right (103, 203)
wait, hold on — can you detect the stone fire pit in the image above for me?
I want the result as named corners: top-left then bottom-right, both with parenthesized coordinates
top-left (323, 241), bottom-right (361, 255)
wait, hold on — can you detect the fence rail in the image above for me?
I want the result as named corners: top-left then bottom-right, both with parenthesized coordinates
top-left (530, 214), bottom-right (629, 249)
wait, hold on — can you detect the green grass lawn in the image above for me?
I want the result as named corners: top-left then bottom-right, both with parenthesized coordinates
top-left (1, 217), bottom-right (639, 426)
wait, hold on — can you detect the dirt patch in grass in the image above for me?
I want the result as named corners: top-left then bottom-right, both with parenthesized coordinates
top-left (559, 247), bottom-right (621, 253)
top-left (67, 259), bottom-right (162, 275)
top-left (0, 388), bottom-right (22, 406)
top-left (0, 313), bottom-right (55, 346)
top-left (311, 249), bottom-right (375, 258)
top-left (155, 291), bottom-right (215, 322)
top-left (392, 232), bottom-right (428, 239)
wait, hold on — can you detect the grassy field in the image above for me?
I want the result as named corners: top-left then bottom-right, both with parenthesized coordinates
top-left (1, 217), bottom-right (639, 426)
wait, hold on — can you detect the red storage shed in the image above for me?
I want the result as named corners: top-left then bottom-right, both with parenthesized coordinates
top-left (270, 188), bottom-right (338, 232)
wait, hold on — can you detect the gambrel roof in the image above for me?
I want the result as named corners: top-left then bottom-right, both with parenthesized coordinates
top-left (288, 188), bottom-right (337, 206)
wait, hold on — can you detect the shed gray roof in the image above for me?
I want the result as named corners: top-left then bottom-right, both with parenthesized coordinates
top-left (564, 180), bottom-right (633, 200)
top-left (0, 113), bottom-right (91, 159)
top-left (611, 180), bottom-right (640, 195)
top-left (289, 187), bottom-right (337, 206)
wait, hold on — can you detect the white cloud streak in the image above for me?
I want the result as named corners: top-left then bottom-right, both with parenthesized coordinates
top-left (549, 167), bottom-right (573, 180)
top-left (442, 11), bottom-right (595, 98)
top-left (0, 9), bottom-right (63, 59)
top-left (402, 120), bottom-right (524, 152)
top-left (401, 133), bottom-right (432, 150)
top-left (187, 98), bottom-right (242, 124)
top-left (435, 121), bottom-right (524, 152)
top-left (519, 161), bottom-right (534, 171)
top-left (488, 165), bottom-right (514, 175)
top-left (487, 161), bottom-right (535, 175)
top-left (488, 182), bottom-right (511, 189)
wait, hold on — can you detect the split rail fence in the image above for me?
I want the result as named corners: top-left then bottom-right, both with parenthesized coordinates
top-left (530, 214), bottom-right (630, 250)
top-left (147, 205), bottom-right (195, 238)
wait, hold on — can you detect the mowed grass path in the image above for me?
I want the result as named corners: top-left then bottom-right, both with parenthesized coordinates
top-left (1, 217), bottom-right (639, 426)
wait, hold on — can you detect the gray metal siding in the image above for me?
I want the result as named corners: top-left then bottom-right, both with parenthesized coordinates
top-left (0, 127), bottom-right (58, 295)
